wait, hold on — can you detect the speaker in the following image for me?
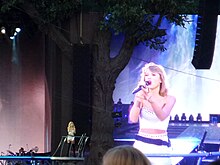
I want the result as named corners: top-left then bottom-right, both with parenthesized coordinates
top-left (72, 44), bottom-right (92, 136)
top-left (191, 0), bottom-right (219, 69)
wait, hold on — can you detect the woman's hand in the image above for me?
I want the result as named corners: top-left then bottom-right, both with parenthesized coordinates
top-left (129, 93), bottom-right (143, 123)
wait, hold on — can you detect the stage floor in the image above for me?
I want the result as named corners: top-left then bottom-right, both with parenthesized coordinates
top-left (170, 137), bottom-right (200, 165)
top-left (114, 137), bottom-right (201, 165)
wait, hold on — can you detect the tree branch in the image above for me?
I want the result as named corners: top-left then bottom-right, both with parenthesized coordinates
top-left (20, 1), bottom-right (73, 54)
top-left (111, 35), bottom-right (135, 76)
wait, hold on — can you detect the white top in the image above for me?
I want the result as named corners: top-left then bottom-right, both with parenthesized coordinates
top-left (139, 107), bottom-right (170, 130)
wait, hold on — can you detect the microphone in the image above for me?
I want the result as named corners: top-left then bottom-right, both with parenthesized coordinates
top-left (132, 86), bottom-right (144, 94)
top-left (132, 81), bottom-right (151, 94)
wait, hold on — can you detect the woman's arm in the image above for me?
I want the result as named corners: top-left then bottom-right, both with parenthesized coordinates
top-left (149, 95), bottom-right (176, 121)
top-left (129, 94), bottom-right (143, 123)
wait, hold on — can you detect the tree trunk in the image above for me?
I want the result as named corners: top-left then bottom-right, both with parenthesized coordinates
top-left (88, 79), bottom-right (115, 165)
top-left (84, 31), bottom-right (114, 165)
top-left (84, 30), bottom-right (136, 165)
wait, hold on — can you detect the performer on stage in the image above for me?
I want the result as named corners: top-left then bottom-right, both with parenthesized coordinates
top-left (66, 121), bottom-right (76, 156)
top-left (129, 62), bottom-right (176, 165)
top-left (67, 121), bottom-right (76, 143)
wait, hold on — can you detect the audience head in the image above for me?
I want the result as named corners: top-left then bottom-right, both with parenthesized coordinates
top-left (102, 145), bottom-right (151, 165)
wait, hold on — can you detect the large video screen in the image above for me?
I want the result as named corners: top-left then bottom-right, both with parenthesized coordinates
top-left (113, 15), bottom-right (220, 124)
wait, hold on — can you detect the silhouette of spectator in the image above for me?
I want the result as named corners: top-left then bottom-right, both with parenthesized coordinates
top-left (103, 145), bottom-right (151, 165)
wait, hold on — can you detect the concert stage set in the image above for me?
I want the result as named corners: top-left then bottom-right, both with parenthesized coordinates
top-left (0, 134), bottom-right (89, 165)
top-left (113, 104), bottom-right (220, 165)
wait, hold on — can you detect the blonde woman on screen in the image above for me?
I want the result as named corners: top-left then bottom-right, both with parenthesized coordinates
top-left (129, 62), bottom-right (176, 165)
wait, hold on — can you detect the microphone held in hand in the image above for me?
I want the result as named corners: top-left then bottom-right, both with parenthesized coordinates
top-left (132, 81), bottom-right (151, 94)
top-left (132, 85), bottom-right (144, 94)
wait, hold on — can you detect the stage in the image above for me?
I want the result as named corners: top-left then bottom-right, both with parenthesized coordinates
top-left (114, 137), bottom-right (200, 165)
top-left (0, 156), bottom-right (84, 165)
top-left (0, 122), bottom-right (220, 165)
top-left (114, 121), bottom-right (220, 165)
top-left (0, 139), bottom-right (201, 165)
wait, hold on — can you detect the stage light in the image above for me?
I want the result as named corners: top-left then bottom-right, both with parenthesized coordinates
top-left (8, 27), bottom-right (21, 40)
top-left (174, 114), bottom-right (179, 122)
top-left (196, 113), bottom-right (202, 122)
top-left (15, 27), bottom-right (21, 33)
top-left (189, 115), bottom-right (194, 122)
top-left (10, 36), bottom-right (15, 40)
top-left (1, 27), bottom-right (6, 34)
top-left (181, 113), bottom-right (187, 121)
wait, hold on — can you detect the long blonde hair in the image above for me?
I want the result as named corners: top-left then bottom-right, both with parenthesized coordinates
top-left (137, 62), bottom-right (168, 96)
top-left (103, 145), bottom-right (151, 165)
top-left (67, 121), bottom-right (76, 134)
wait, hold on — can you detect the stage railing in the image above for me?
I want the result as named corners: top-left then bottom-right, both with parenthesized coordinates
top-left (0, 156), bottom-right (84, 165)
top-left (52, 134), bottom-right (89, 157)
top-left (0, 152), bottom-right (220, 164)
top-left (145, 151), bottom-right (220, 158)
top-left (0, 151), bottom-right (220, 165)
top-left (145, 151), bottom-right (220, 165)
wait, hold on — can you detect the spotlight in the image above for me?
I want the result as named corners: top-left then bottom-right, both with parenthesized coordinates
top-left (15, 27), bottom-right (21, 33)
top-left (174, 114), bottom-right (179, 122)
top-left (189, 115), bottom-right (194, 123)
top-left (10, 36), bottom-right (15, 40)
top-left (1, 27), bottom-right (6, 34)
top-left (9, 27), bottom-right (21, 40)
top-left (181, 113), bottom-right (187, 121)
top-left (196, 113), bottom-right (202, 122)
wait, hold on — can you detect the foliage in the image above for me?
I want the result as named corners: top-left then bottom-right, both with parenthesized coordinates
top-left (1, 0), bottom-right (81, 23)
top-left (99, 0), bottom-right (199, 50)
top-left (1, 0), bottom-right (200, 23)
